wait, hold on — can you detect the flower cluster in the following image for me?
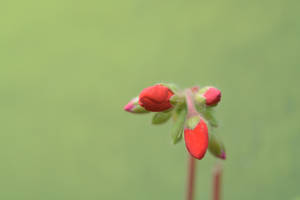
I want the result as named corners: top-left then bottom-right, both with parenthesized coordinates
top-left (124, 83), bottom-right (225, 160)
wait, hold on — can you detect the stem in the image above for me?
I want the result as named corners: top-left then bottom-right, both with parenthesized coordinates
top-left (212, 164), bottom-right (223, 200)
top-left (186, 155), bottom-right (196, 200)
top-left (185, 89), bottom-right (198, 117)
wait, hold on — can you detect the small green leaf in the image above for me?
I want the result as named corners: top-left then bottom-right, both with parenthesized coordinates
top-left (171, 108), bottom-right (187, 144)
top-left (202, 108), bottom-right (218, 127)
top-left (152, 112), bottom-right (172, 125)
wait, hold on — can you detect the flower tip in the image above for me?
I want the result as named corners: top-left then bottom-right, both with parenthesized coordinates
top-left (124, 97), bottom-right (138, 112)
top-left (124, 102), bottom-right (134, 112)
top-left (124, 97), bottom-right (149, 114)
top-left (219, 151), bottom-right (226, 160)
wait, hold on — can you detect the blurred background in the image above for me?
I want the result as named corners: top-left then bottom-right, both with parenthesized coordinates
top-left (1, 0), bottom-right (300, 199)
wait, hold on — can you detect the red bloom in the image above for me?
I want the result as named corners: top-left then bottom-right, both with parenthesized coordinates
top-left (139, 84), bottom-right (174, 112)
top-left (184, 119), bottom-right (209, 160)
top-left (203, 87), bottom-right (221, 106)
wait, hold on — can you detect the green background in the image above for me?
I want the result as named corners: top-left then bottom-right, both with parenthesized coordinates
top-left (1, 0), bottom-right (299, 199)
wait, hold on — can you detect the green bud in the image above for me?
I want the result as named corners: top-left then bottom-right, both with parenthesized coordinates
top-left (171, 107), bottom-right (187, 144)
top-left (208, 134), bottom-right (226, 160)
top-left (152, 111), bottom-right (172, 125)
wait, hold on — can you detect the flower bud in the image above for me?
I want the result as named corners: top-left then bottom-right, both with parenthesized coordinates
top-left (139, 84), bottom-right (174, 112)
top-left (124, 97), bottom-right (149, 113)
top-left (208, 134), bottom-right (226, 160)
top-left (184, 116), bottom-right (209, 160)
top-left (195, 87), bottom-right (221, 106)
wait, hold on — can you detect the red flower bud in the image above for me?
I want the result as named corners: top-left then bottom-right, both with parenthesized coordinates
top-left (203, 87), bottom-right (221, 106)
top-left (138, 84), bottom-right (174, 112)
top-left (184, 119), bottom-right (209, 160)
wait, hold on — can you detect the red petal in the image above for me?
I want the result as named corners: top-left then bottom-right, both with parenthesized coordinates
top-left (184, 120), bottom-right (209, 159)
top-left (138, 84), bottom-right (174, 112)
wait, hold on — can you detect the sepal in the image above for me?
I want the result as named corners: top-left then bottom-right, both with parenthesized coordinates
top-left (152, 111), bottom-right (172, 125)
top-left (160, 83), bottom-right (179, 93)
top-left (185, 115), bottom-right (201, 130)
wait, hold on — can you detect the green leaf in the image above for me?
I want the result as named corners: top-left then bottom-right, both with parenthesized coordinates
top-left (152, 112), bottom-right (172, 125)
top-left (171, 108), bottom-right (187, 144)
top-left (202, 108), bottom-right (218, 127)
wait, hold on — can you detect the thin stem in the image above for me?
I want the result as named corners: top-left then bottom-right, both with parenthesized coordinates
top-left (186, 155), bottom-right (196, 200)
top-left (185, 89), bottom-right (198, 117)
top-left (212, 164), bottom-right (223, 200)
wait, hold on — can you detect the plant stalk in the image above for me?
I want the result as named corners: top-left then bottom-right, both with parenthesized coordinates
top-left (185, 89), bottom-right (198, 117)
top-left (212, 164), bottom-right (223, 200)
top-left (186, 155), bottom-right (196, 200)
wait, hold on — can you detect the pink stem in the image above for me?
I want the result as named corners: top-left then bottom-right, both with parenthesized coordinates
top-left (213, 164), bottom-right (223, 200)
top-left (186, 155), bottom-right (196, 200)
top-left (185, 89), bottom-right (198, 117)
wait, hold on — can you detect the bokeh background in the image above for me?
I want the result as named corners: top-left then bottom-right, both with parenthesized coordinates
top-left (1, 0), bottom-right (300, 200)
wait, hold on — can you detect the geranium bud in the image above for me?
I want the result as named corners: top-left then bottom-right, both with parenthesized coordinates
top-left (139, 84), bottom-right (174, 112)
top-left (195, 87), bottom-right (221, 106)
top-left (124, 97), bottom-right (149, 113)
top-left (208, 134), bottom-right (226, 160)
top-left (184, 116), bottom-right (209, 160)
top-left (204, 87), bottom-right (221, 106)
